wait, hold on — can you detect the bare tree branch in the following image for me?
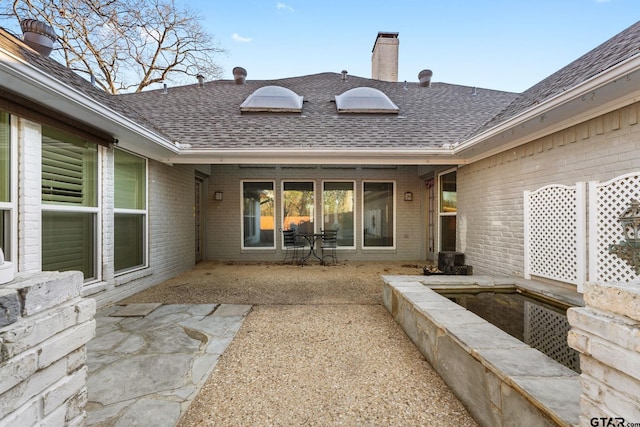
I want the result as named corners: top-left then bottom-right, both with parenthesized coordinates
top-left (1, 0), bottom-right (226, 93)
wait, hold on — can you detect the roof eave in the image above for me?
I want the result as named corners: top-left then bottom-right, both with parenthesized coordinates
top-left (0, 48), bottom-right (179, 162)
top-left (455, 54), bottom-right (640, 162)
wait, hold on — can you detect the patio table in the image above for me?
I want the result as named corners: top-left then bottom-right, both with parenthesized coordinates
top-left (297, 233), bottom-right (323, 265)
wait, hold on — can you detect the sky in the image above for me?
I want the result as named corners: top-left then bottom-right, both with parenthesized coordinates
top-left (180, 0), bottom-right (638, 93)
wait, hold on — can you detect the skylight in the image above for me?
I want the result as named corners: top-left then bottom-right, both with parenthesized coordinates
top-left (335, 87), bottom-right (399, 114)
top-left (240, 86), bottom-right (303, 112)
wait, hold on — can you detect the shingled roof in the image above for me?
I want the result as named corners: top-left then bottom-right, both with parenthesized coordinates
top-left (119, 74), bottom-right (517, 151)
top-left (474, 20), bottom-right (640, 135)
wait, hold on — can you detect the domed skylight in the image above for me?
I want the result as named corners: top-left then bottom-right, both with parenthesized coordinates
top-left (240, 86), bottom-right (304, 112)
top-left (335, 87), bottom-right (399, 113)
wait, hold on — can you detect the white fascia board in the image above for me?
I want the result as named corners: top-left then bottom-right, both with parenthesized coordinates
top-left (455, 54), bottom-right (640, 162)
top-left (165, 148), bottom-right (461, 166)
top-left (0, 49), bottom-right (179, 161)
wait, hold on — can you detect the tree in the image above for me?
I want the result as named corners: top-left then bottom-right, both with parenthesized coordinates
top-left (1, 0), bottom-right (226, 93)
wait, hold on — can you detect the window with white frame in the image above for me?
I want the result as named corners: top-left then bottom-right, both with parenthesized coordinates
top-left (323, 181), bottom-right (355, 247)
top-left (0, 111), bottom-right (11, 260)
top-left (283, 181), bottom-right (314, 234)
top-left (41, 127), bottom-right (99, 281)
top-left (114, 149), bottom-right (147, 273)
top-left (242, 181), bottom-right (275, 248)
top-left (439, 169), bottom-right (457, 252)
top-left (362, 181), bottom-right (395, 248)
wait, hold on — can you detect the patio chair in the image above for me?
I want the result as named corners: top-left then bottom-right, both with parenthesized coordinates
top-left (281, 228), bottom-right (305, 265)
top-left (320, 229), bottom-right (338, 265)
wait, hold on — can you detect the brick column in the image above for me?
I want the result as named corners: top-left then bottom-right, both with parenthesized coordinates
top-left (568, 282), bottom-right (640, 425)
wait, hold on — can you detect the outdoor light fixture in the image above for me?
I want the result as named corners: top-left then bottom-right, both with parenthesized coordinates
top-left (404, 192), bottom-right (413, 202)
top-left (214, 191), bottom-right (223, 201)
top-left (609, 199), bottom-right (640, 275)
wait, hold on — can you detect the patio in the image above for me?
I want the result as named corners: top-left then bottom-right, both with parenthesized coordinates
top-left (89, 261), bottom-right (479, 426)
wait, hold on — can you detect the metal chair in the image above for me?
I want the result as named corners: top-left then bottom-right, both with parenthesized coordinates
top-left (320, 229), bottom-right (338, 265)
top-left (281, 228), bottom-right (304, 264)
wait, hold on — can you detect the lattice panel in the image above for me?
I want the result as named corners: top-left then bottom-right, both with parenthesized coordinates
top-left (526, 185), bottom-right (583, 285)
top-left (524, 302), bottom-right (580, 372)
top-left (592, 173), bottom-right (640, 284)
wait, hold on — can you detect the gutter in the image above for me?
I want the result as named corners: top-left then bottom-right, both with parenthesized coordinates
top-left (455, 54), bottom-right (640, 162)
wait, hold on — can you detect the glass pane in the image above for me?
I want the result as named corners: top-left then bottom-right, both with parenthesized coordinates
top-left (243, 182), bottom-right (275, 248)
top-left (440, 171), bottom-right (457, 213)
top-left (441, 216), bottom-right (457, 251)
top-left (42, 127), bottom-right (98, 207)
top-left (363, 182), bottom-right (394, 247)
top-left (42, 211), bottom-right (95, 280)
top-left (115, 213), bottom-right (145, 272)
top-left (115, 150), bottom-right (146, 210)
top-left (0, 111), bottom-right (9, 202)
top-left (283, 182), bottom-right (314, 234)
top-left (0, 210), bottom-right (7, 261)
top-left (323, 182), bottom-right (354, 246)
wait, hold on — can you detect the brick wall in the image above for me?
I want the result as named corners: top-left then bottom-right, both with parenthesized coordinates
top-left (0, 271), bottom-right (95, 426)
top-left (458, 102), bottom-right (640, 277)
top-left (206, 165), bottom-right (426, 261)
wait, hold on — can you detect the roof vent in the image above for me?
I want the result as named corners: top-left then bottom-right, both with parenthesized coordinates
top-left (20, 19), bottom-right (56, 57)
top-left (196, 74), bottom-right (205, 88)
top-left (341, 70), bottom-right (348, 81)
top-left (418, 69), bottom-right (433, 87)
top-left (233, 67), bottom-right (247, 84)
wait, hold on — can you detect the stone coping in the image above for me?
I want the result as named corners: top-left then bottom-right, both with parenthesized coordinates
top-left (382, 276), bottom-right (581, 427)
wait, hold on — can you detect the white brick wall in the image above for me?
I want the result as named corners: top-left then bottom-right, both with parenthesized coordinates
top-left (206, 165), bottom-right (426, 261)
top-left (459, 102), bottom-right (640, 277)
top-left (17, 118), bottom-right (41, 273)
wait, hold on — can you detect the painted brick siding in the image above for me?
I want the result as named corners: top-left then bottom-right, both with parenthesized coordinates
top-left (92, 159), bottom-right (197, 306)
top-left (206, 165), bottom-right (426, 261)
top-left (459, 101), bottom-right (640, 277)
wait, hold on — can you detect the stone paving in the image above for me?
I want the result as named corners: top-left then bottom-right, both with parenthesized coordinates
top-left (85, 303), bottom-right (250, 426)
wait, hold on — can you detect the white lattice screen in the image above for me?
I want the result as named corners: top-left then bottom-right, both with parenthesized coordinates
top-left (524, 184), bottom-right (586, 289)
top-left (589, 173), bottom-right (640, 284)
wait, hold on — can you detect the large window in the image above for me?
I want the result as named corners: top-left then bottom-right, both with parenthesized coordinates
top-left (41, 127), bottom-right (98, 281)
top-left (363, 181), bottom-right (395, 247)
top-left (242, 181), bottom-right (275, 248)
top-left (323, 181), bottom-right (354, 247)
top-left (114, 149), bottom-right (147, 273)
top-left (283, 181), bottom-right (314, 234)
top-left (439, 170), bottom-right (457, 252)
top-left (0, 111), bottom-right (11, 259)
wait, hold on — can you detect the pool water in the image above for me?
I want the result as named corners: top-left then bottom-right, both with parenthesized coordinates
top-left (439, 290), bottom-right (580, 373)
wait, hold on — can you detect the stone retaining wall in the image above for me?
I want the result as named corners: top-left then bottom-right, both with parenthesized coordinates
top-left (568, 282), bottom-right (640, 425)
top-left (382, 276), bottom-right (580, 427)
top-left (0, 271), bottom-right (96, 426)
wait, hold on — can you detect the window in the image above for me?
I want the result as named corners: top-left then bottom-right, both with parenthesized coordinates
top-left (41, 127), bottom-right (98, 281)
top-left (323, 181), bottom-right (354, 247)
top-left (439, 170), bottom-right (457, 252)
top-left (242, 181), bottom-right (275, 248)
top-left (335, 87), bottom-right (399, 114)
top-left (363, 182), bottom-right (395, 247)
top-left (114, 149), bottom-right (147, 273)
top-left (240, 86), bottom-right (304, 112)
top-left (0, 111), bottom-right (11, 259)
top-left (283, 182), bottom-right (315, 234)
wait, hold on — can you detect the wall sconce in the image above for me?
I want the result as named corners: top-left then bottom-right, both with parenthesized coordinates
top-left (404, 191), bottom-right (413, 202)
top-left (214, 191), bottom-right (223, 201)
top-left (609, 199), bottom-right (640, 275)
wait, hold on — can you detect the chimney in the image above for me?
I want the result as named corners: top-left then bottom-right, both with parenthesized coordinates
top-left (232, 66), bottom-right (247, 84)
top-left (371, 32), bottom-right (399, 82)
top-left (196, 74), bottom-right (205, 88)
top-left (20, 19), bottom-right (56, 57)
top-left (418, 69), bottom-right (433, 87)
